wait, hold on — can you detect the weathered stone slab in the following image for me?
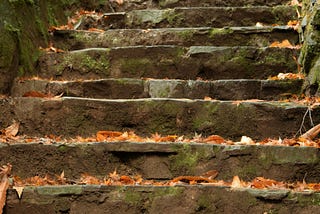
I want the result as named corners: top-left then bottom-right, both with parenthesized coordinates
top-left (1, 142), bottom-right (320, 182)
top-left (105, 0), bottom-right (291, 12)
top-left (52, 26), bottom-right (299, 50)
top-left (38, 46), bottom-right (299, 80)
top-left (8, 97), bottom-right (319, 140)
top-left (11, 78), bottom-right (303, 100)
top-left (82, 6), bottom-right (297, 29)
top-left (5, 185), bottom-right (320, 214)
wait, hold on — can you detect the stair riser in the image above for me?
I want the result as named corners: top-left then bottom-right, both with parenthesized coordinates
top-left (6, 185), bottom-right (320, 214)
top-left (12, 79), bottom-right (303, 100)
top-left (82, 6), bottom-right (297, 29)
top-left (52, 27), bottom-right (299, 50)
top-left (8, 98), bottom-right (318, 140)
top-left (38, 46), bottom-right (299, 80)
top-left (1, 143), bottom-right (319, 182)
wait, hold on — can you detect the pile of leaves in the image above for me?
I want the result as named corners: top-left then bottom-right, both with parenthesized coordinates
top-left (1, 120), bottom-right (320, 147)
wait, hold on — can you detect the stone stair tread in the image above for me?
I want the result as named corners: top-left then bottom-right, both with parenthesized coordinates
top-left (5, 97), bottom-right (317, 140)
top-left (107, 0), bottom-right (291, 11)
top-left (52, 26), bottom-right (299, 50)
top-left (1, 142), bottom-right (319, 181)
top-left (6, 185), bottom-right (319, 214)
top-left (12, 78), bottom-right (303, 100)
top-left (79, 6), bottom-right (296, 29)
top-left (38, 45), bottom-right (299, 80)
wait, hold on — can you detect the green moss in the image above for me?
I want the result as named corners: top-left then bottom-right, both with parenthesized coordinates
top-left (120, 58), bottom-right (152, 75)
top-left (209, 28), bottom-right (234, 38)
top-left (164, 9), bottom-right (184, 26)
top-left (154, 187), bottom-right (183, 197)
top-left (177, 30), bottom-right (195, 40)
top-left (193, 102), bottom-right (219, 131)
top-left (169, 144), bottom-right (213, 174)
top-left (124, 190), bottom-right (142, 205)
top-left (57, 52), bottom-right (110, 76)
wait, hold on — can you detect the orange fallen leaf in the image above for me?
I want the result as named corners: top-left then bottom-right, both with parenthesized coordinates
top-left (88, 28), bottom-right (105, 33)
top-left (0, 164), bottom-right (12, 213)
top-left (80, 173), bottom-right (100, 185)
top-left (269, 39), bottom-right (301, 49)
top-left (3, 121), bottom-right (19, 138)
top-left (203, 135), bottom-right (225, 144)
top-left (201, 170), bottom-right (219, 179)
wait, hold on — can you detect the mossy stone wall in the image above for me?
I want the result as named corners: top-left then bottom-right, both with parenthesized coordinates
top-left (0, 0), bottom-right (105, 94)
top-left (300, 0), bottom-right (320, 94)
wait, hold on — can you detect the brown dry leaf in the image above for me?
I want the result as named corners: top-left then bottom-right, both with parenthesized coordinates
top-left (172, 176), bottom-right (213, 184)
top-left (96, 130), bottom-right (122, 141)
top-left (203, 135), bottom-right (225, 144)
top-left (269, 72), bottom-right (304, 80)
top-left (80, 173), bottom-right (100, 185)
top-left (120, 175), bottom-right (135, 185)
top-left (201, 170), bottom-right (219, 180)
top-left (4, 121), bottom-right (19, 138)
top-left (0, 164), bottom-right (12, 213)
top-left (251, 177), bottom-right (286, 189)
top-left (88, 28), bottom-right (105, 33)
top-left (204, 96), bottom-right (213, 101)
top-left (231, 176), bottom-right (242, 188)
top-left (269, 39), bottom-right (301, 49)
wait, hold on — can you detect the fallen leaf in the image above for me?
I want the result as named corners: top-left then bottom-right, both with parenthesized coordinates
top-left (4, 121), bottom-right (19, 137)
top-left (237, 136), bottom-right (254, 145)
top-left (80, 173), bottom-right (100, 185)
top-left (13, 186), bottom-right (24, 199)
top-left (269, 39), bottom-right (301, 49)
top-left (88, 28), bottom-right (105, 33)
top-left (0, 164), bottom-right (12, 213)
top-left (231, 176), bottom-right (242, 188)
top-left (203, 135), bottom-right (225, 144)
top-left (255, 22), bottom-right (264, 27)
top-left (201, 170), bottom-right (219, 180)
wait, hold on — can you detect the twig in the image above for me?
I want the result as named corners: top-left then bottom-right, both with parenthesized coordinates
top-left (300, 123), bottom-right (320, 140)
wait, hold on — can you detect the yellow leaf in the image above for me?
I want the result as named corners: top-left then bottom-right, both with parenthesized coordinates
top-left (13, 186), bottom-right (24, 199)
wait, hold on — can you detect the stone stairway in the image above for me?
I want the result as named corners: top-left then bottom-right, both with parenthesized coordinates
top-left (4, 0), bottom-right (320, 213)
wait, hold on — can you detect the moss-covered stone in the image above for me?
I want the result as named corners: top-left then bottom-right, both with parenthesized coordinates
top-left (0, 0), bottom-right (111, 94)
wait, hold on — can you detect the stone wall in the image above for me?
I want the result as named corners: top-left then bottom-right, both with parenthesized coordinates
top-left (0, 0), bottom-right (106, 94)
top-left (300, 0), bottom-right (320, 95)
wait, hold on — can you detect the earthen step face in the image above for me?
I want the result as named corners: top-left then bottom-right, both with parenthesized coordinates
top-left (4, 97), bottom-right (317, 139)
top-left (77, 6), bottom-right (296, 29)
top-left (37, 46), bottom-right (299, 80)
top-left (2, 142), bottom-right (320, 182)
top-left (6, 185), bottom-right (320, 214)
top-left (12, 78), bottom-right (303, 100)
top-left (52, 26), bottom-right (299, 50)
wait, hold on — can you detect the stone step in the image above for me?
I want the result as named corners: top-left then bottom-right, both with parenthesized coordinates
top-left (52, 26), bottom-right (299, 51)
top-left (4, 97), bottom-right (318, 140)
top-left (12, 78), bottom-right (303, 100)
top-left (6, 185), bottom-right (320, 214)
top-left (38, 46), bottom-right (299, 80)
top-left (2, 142), bottom-right (319, 182)
top-left (106, 0), bottom-right (291, 12)
top-left (78, 6), bottom-right (297, 29)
